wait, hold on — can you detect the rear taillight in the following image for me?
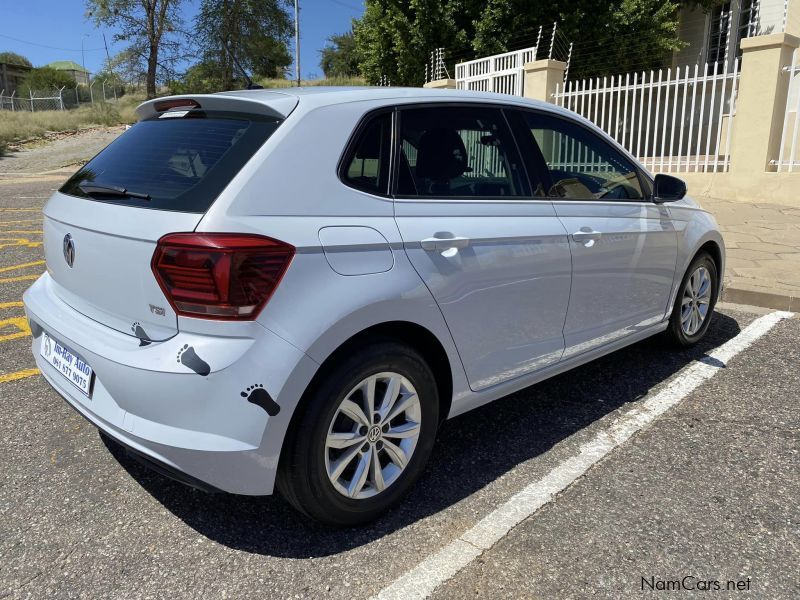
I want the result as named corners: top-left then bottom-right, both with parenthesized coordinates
top-left (151, 233), bottom-right (294, 320)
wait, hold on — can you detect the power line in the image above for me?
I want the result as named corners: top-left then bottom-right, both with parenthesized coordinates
top-left (0, 32), bottom-right (107, 53)
top-left (327, 0), bottom-right (363, 11)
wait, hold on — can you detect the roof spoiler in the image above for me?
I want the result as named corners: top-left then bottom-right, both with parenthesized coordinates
top-left (135, 93), bottom-right (299, 121)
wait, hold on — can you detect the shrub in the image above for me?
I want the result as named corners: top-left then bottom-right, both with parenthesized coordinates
top-left (19, 67), bottom-right (75, 96)
top-left (87, 101), bottom-right (121, 126)
top-left (0, 51), bottom-right (32, 67)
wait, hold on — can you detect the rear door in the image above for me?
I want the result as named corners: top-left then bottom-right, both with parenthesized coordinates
top-left (511, 109), bottom-right (677, 357)
top-left (393, 105), bottom-right (572, 392)
top-left (45, 102), bottom-right (284, 341)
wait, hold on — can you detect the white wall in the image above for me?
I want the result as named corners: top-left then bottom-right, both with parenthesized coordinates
top-left (673, 0), bottom-right (791, 71)
top-left (757, 0), bottom-right (789, 35)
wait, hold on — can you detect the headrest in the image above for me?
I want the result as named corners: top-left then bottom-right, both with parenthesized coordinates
top-left (416, 129), bottom-right (468, 180)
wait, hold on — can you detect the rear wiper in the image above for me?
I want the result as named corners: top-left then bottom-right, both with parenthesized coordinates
top-left (78, 183), bottom-right (151, 200)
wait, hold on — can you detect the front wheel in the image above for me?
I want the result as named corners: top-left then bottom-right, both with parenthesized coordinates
top-left (277, 341), bottom-right (439, 526)
top-left (665, 252), bottom-right (718, 347)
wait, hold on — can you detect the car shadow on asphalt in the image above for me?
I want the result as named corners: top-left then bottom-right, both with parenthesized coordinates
top-left (104, 311), bottom-right (741, 557)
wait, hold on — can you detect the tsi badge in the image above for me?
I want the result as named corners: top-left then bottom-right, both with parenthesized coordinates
top-left (63, 233), bottom-right (75, 268)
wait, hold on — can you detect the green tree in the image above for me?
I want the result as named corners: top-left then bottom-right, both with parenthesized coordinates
top-left (19, 67), bottom-right (75, 95)
top-left (0, 51), bottom-right (32, 67)
top-left (86, 0), bottom-right (188, 98)
top-left (104, 49), bottom-right (147, 87)
top-left (353, 0), bottom-right (726, 85)
top-left (354, 0), bottom-right (457, 86)
top-left (320, 31), bottom-right (360, 78)
top-left (194, 0), bottom-right (293, 91)
top-left (169, 61), bottom-right (220, 94)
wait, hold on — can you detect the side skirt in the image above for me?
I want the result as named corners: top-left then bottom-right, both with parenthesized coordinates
top-left (447, 322), bottom-right (669, 419)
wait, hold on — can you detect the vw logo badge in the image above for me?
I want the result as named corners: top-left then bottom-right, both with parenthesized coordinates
top-left (63, 233), bottom-right (75, 268)
top-left (367, 425), bottom-right (382, 443)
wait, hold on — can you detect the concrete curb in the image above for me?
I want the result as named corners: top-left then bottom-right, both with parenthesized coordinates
top-left (721, 287), bottom-right (796, 311)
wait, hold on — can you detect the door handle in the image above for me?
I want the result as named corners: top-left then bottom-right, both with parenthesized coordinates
top-left (571, 229), bottom-right (602, 246)
top-left (421, 236), bottom-right (470, 252)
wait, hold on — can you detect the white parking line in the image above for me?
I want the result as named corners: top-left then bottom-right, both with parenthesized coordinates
top-left (373, 311), bottom-right (794, 600)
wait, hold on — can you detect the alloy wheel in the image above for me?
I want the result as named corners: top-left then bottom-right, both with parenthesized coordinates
top-left (324, 372), bottom-right (421, 500)
top-left (680, 266), bottom-right (712, 336)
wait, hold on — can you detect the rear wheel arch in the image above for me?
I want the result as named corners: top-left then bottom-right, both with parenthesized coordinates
top-left (278, 321), bottom-right (454, 466)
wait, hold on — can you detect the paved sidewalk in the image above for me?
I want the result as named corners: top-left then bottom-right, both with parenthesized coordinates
top-left (701, 196), bottom-right (800, 310)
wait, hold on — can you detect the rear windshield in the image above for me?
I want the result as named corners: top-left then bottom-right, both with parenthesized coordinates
top-left (60, 110), bottom-right (281, 212)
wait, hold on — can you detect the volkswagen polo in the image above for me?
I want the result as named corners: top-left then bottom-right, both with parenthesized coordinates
top-left (24, 87), bottom-right (724, 525)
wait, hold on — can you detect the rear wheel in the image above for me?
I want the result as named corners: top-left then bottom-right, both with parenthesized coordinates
top-left (277, 341), bottom-right (439, 526)
top-left (666, 252), bottom-right (718, 347)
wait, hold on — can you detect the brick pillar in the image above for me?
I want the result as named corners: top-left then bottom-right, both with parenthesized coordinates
top-left (423, 79), bottom-right (457, 89)
top-left (522, 59), bottom-right (566, 103)
top-left (729, 33), bottom-right (800, 173)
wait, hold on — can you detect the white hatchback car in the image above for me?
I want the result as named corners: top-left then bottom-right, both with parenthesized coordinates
top-left (24, 87), bottom-right (724, 525)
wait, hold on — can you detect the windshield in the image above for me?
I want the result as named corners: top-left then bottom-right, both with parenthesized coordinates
top-left (60, 110), bottom-right (281, 212)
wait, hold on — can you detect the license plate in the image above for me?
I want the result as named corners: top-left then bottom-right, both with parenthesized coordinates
top-left (40, 332), bottom-right (94, 397)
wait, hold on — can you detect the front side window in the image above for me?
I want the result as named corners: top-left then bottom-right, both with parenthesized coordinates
top-left (341, 112), bottom-right (391, 194)
top-left (516, 112), bottom-right (644, 201)
top-left (396, 106), bottom-right (529, 198)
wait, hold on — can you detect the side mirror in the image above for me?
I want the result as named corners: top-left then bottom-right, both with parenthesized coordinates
top-left (653, 174), bottom-right (687, 203)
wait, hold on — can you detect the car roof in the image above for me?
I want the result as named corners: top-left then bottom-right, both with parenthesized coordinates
top-left (214, 85), bottom-right (563, 113)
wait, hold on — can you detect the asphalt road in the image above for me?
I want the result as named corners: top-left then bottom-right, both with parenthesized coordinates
top-left (1, 176), bottom-right (798, 599)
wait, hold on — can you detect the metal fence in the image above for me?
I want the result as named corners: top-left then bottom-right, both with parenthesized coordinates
top-left (455, 47), bottom-right (538, 95)
top-left (554, 61), bottom-right (741, 173)
top-left (0, 88), bottom-right (64, 111)
top-left (774, 49), bottom-right (800, 172)
top-left (454, 23), bottom-right (572, 95)
top-left (0, 81), bottom-right (125, 112)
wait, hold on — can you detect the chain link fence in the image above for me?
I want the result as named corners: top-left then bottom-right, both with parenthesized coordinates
top-left (0, 81), bottom-right (127, 112)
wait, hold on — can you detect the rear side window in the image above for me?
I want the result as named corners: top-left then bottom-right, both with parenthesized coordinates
top-left (60, 110), bottom-right (281, 212)
top-left (341, 112), bottom-right (391, 195)
top-left (396, 106), bottom-right (529, 198)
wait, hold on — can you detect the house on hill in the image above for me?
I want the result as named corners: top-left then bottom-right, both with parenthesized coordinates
top-left (45, 60), bottom-right (90, 85)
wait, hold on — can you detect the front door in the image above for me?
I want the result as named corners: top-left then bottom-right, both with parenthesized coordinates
top-left (393, 105), bottom-right (572, 391)
top-left (511, 109), bottom-right (678, 357)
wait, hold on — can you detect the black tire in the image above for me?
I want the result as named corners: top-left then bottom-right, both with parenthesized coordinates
top-left (277, 341), bottom-right (439, 526)
top-left (665, 251), bottom-right (719, 347)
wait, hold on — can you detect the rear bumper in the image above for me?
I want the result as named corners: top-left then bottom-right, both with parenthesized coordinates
top-left (24, 273), bottom-right (319, 495)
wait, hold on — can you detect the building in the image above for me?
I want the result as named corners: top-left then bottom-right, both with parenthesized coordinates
top-left (674, 0), bottom-right (796, 71)
top-left (45, 60), bottom-right (90, 85)
top-left (0, 60), bottom-right (31, 95)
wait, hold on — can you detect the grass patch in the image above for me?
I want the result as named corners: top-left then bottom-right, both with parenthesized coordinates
top-left (0, 94), bottom-right (144, 146)
top-left (256, 76), bottom-right (367, 88)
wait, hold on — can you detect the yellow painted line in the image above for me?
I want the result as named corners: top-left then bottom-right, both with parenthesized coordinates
top-left (0, 301), bottom-right (24, 309)
top-left (0, 261), bottom-right (45, 273)
top-left (0, 230), bottom-right (43, 234)
top-left (0, 208), bottom-right (40, 212)
top-left (0, 316), bottom-right (30, 342)
top-left (0, 274), bottom-right (41, 283)
top-left (0, 238), bottom-right (42, 249)
top-left (0, 368), bottom-right (40, 384)
top-left (0, 220), bottom-right (40, 224)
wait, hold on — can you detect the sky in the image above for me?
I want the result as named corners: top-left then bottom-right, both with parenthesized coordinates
top-left (0, 0), bottom-right (363, 80)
